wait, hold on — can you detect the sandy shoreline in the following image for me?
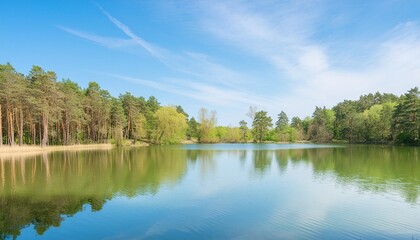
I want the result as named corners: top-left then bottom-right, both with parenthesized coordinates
top-left (0, 144), bottom-right (114, 156)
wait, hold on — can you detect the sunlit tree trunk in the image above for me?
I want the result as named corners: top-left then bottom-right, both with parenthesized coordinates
top-left (61, 119), bottom-right (66, 145)
top-left (7, 105), bottom-right (14, 146)
top-left (65, 112), bottom-right (70, 145)
top-left (16, 107), bottom-right (23, 146)
top-left (32, 122), bottom-right (36, 145)
top-left (41, 112), bottom-right (48, 147)
top-left (39, 122), bottom-right (42, 145)
top-left (28, 112), bottom-right (35, 145)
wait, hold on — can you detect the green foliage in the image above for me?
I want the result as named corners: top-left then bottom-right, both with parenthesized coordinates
top-left (214, 126), bottom-right (242, 143)
top-left (357, 92), bottom-right (399, 112)
top-left (252, 111), bottom-right (273, 143)
top-left (275, 111), bottom-right (298, 142)
top-left (332, 100), bottom-right (358, 140)
top-left (119, 92), bottom-right (148, 142)
top-left (392, 87), bottom-right (420, 144)
top-left (288, 117), bottom-right (306, 141)
top-left (225, 127), bottom-right (241, 143)
top-left (144, 96), bottom-right (161, 141)
top-left (362, 104), bottom-right (383, 141)
top-left (153, 107), bottom-right (188, 144)
top-left (379, 102), bottom-right (396, 141)
top-left (275, 111), bottom-right (289, 132)
top-left (176, 105), bottom-right (189, 120)
top-left (239, 120), bottom-right (248, 142)
top-left (58, 79), bottom-right (85, 144)
top-left (308, 107), bottom-right (335, 143)
top-left (290, 117), bottom-right (302, 129)
top-left (0, 63), bottom-right (29, 146)
top-left (84, 82), bottom-right (113, 143)
top-left (198, 108), bottom-right (218, 143)
top-left (0, 62), bottom-right (418, 146)
top-left (186, 117), bottom-right (199, 140)
top-left (110, 98), bottom-right (126, 146)
top-left (0, 63), bottom-right (181, 146)
top-left (274, 126), bottom-right (299, 142)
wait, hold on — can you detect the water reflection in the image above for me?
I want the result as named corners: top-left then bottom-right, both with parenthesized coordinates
top-left (0, 144), bottom-right (419, 239)
top-left (253, 150), bottom-right (272, 175)
top-left (278, 146), bottom-right (420, 203)
top-left (0, 147), bottom-right (191, 238)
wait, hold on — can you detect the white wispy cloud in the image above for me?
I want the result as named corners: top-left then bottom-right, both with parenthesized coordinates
top-left (196, 0), bottom-right (326, 78)
top-left (96, 4), bottom-right (160, 58)
top-left (189, 0), bottom-right (420, 118)
top-left (61, 5), bottom-right (253, 88)
top-left (60, 4), bottom-right (272, 118)
top-left (60, 1), bottom-right (420, 124)
top-left (105, 73), bottom-right (270, 108)
top-left (58, 26), bottom-right (136, 49)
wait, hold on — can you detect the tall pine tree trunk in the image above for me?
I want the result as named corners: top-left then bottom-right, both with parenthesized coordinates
top-left (39, 123), bottom-right (42, 145)
top-left (66, 122), bottom-right (70, 144)
top-left (76, 121), bottom-right (80, 144)
top-left (125, 113), bottom-right (131, 139)
top-left (32, 123), bottom-right (36, 145)
top-left (28, 112), bottom-right (35, 145)
top-left (41, 112), bottom-right (48, 147)
top-left (65, 112), bottom-right (70, 145)
top-left (17, 107), bottom-right (23, 146)
top-left (61, 120), bottom-right (66, 145)
top-left (90, 110), bottom-right (94, 142)
top-left (8, 107), bottom-right (14, 146)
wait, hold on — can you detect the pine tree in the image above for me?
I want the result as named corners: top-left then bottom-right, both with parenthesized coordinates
top-left (252, 111), bottom-right (273, 143)
top-left (275, 111), bottom-right (289, 132)
top-left (392, 87), bottom-right (420, 144)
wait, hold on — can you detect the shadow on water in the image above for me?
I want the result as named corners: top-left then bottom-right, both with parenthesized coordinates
top-left (0, 144), bottom-right (419, 238)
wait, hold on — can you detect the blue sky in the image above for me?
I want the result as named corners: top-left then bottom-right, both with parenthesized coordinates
top-left (1, 0), bottom-right (420, 125)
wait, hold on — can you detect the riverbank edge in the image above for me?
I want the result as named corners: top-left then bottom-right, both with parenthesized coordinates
top-left (0, 141), bottom-right (308, 155)
top-left (0, 143), bottom-right (117, 155)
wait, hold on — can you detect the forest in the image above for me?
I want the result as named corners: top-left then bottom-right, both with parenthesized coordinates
top-left (244, 88), bottom-right (419, 145)
top-left (0, 62), bottom-right (419, 146)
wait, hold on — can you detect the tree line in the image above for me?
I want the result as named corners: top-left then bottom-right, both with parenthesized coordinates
top-left (191, 87), bottom-right (419, 146)
top-left (242, 88), bottom-right (420, 145)
top-left (0, 63), bottom-right (189, 146)
top-left (1, 63), bottom-right (419, 146)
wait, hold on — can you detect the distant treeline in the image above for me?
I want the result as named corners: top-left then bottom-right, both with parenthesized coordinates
top-left (195, 87), bottom-right (420, 145)
top-left (242, 87), bottom-right (420, 145)
top-left (1, 63), bottom-right (419, 146)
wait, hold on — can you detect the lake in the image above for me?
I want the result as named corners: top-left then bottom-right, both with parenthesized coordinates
top-left (0, 144), bottom-right (419, 239)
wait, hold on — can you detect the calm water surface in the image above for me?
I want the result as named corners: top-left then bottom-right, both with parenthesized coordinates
top-left (0, 144), bottom-right (419, 239)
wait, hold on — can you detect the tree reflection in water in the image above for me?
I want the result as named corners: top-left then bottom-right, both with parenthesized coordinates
top-left (0, 145), bottom-right (418, 238)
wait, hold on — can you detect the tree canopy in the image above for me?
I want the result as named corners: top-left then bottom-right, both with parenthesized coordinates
top-left (0, 62), bottom-right (418, 146)
top-left (0, 63), bottom-right (184, 146)
top-left (252, 111), bottom-right (273, 143)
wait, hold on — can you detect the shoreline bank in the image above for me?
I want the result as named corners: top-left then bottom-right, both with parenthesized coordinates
top-left (0, 144), bottom-right (114, 156)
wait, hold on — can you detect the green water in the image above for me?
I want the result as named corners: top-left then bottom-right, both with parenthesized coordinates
top-left (0, 144), bottom-right (419, 239)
